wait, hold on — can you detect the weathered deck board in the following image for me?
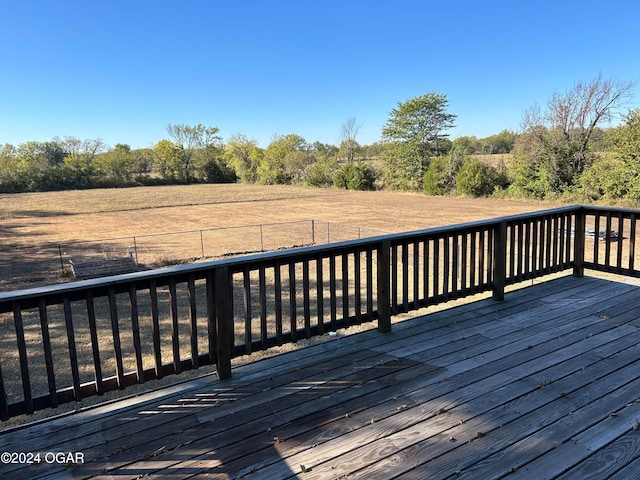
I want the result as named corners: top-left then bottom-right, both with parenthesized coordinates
top-left (2, 274), bottom-right (640, 479)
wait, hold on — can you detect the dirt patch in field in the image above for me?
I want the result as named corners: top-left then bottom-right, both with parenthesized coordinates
top-left (0, 186), bottom-right (563, 291)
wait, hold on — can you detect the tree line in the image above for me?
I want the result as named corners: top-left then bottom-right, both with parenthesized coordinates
top-left (1, 74), bottom-right (637, 203)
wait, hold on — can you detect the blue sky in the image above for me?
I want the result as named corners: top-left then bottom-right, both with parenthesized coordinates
top-left (1, 1), bottom-right (639, 149)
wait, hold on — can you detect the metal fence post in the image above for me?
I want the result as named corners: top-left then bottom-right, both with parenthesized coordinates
top-left (260, 224), bottom-right (264, 251)
top-left (58, 244), bottom-right (65, 274)
top-left (133, 237), bottom-right (139, 264)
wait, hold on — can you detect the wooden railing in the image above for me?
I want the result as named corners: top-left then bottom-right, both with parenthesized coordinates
top-left (1, 205), bottom-right (638, 420)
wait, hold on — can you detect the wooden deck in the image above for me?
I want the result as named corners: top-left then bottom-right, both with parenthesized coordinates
top-left (2, 274), bottom-right (640, 479)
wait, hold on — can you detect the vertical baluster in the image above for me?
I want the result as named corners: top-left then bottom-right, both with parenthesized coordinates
top-left (524, 221), bottom-right (531, 277)
top-left (470, 231), bottom-right (477, 292)
top-left (260, 265), bottom-right (269, 346)
top-left (108, 288), bottom-right (125, 388)
top-left (531, 219), bottom-right (538, 276)
top-left (289, 262), bottom-right (297, 341)
top-left (275, 263), bottom-right (284, 343)
top-left (593, 212), bottom-right (600, 267)
top-left (443, 236), bottom-right (450, 301)
top-left (558, 215), bottom-right (566, 269)
top-left (316, 256), bottom-right (325, 332)
top-left (551, 215), bottom-right (559, 271)
top-left (129, 285), bottom-right (144, 382)
top-left (517, 221), bottom-right (524, 279)
top-left (546, 216), bottom-right (553, 273)
top-left (149, 280), bottom-right (163, 379)
top-left (605, 213), bottom-right (613, 268)
top-left (342, 253), bottom-right (350, 325)
top-left (0, 357), bottom-right (8, 420)
top-left (366, 248), bottom-right (373, 319)
top-left (187, 276), bottom-right (198, 369)
top-left (13, 302), bottom-right (33, 413)
top-left (423, 240), bottom-right (430, 302)
top-left (391, 244), bottom-right (399, 313)
top-left (61, 297), bottom-right (81, 401)
top-left (39, 298), bottom-right (58, 405)
top-left (630, 214), bottom-right (636, 272)
top-left (565, 213), bottom-right (573, 267)
top-left (329, 255), bottom-right (337, 331)
top-left (508, 223), bottom-right (515, 280)
top-left (243, 268), bottom-right (252, 355)
top-left (616, 213), bottom-right (624, 270)
top-left (433, 238), bottom-right (440, 299)
top-left (168, 279), bottom-right (181, 374)
top-left (354, 250), bottom-right (362, 323)
top-left (452, 235), bottom-right (459, 296)
top-left (478, 230), bottom-right (485, 286)
top-left (402, 243), bottom-right (409, 311)
top-left (85, 293), bottom-right (103, 394)
top-left (413, 241), bottom-right (420, 306)
top-left (461, 232), bottom-right (468, 293)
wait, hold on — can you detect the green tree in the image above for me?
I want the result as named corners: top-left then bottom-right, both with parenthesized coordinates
top-left (258, 134), bottom-right (312, 184)
top-left (478, 130), bottom-right (517, 154)
top-left (153, 139), bottom-right (184, 182)
top-left (306, 142), bottom-right (338, 187)
top-left (517, 75), bottom-right (635, 194)
top-left (0, 143), bottom-right (24, 192)
top-left (166, 123), bottom-right (223, 183)
top-left (60, 137), bottom-right (105, 189)
top-left (224, 134), bottom-right (263, 183)
top-left (381, 92), bottom-right (456, 190)
top-left (94, 143), bottom-right (135, 185)
top-left (580, 108), bottom-right (640, 200)
top-left (452, 136), bottom-right (481, 155)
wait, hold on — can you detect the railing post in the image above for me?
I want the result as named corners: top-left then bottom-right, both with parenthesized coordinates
top-left (492, 221), bottom-right (507, 301)
top-left (377, 240), bottom-right (392, 333)
top-left (214, 266), bottom-right (233, 380)
top-left (573, 208), bottom-right (585, 278)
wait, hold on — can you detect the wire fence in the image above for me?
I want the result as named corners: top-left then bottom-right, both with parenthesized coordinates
top-left (1, 220), bottom-right (387, 291)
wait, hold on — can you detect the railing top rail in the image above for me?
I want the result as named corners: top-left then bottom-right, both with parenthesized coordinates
top-left (0, 204), bottom-right (586, 305)
top-left (580, 205), bottom-right (640, 215)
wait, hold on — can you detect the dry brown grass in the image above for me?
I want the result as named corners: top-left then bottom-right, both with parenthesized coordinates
top-left (0, 184), bottom-right (562, 291)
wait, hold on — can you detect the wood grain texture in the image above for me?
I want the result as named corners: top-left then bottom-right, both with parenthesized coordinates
top-left (2, 275), bottom-right (640, 479)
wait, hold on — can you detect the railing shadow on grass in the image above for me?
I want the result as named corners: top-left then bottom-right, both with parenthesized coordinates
top-left (1, 204), bottom-right (639, 421)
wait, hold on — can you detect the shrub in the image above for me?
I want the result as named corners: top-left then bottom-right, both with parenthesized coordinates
top-left (333, 162), bottom-right (377, 190)
top-left (422, 157), bottom-right (449, 195)
top-left (578, 156), bottom-right (636, 200)
top-left (455, 158), bottom-right (498, 197)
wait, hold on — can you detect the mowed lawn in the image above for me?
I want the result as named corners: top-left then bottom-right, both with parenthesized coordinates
top-left (0, 184), bottom-right (562, 291)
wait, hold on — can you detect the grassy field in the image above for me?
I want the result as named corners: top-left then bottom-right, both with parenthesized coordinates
top-left (0, 184), bottom-right (561, 291)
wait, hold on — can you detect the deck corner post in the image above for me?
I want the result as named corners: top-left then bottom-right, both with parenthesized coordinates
top-left (214, 266), bottom-right (233, 380)
top-left (492, 221), bottom-right (507, 301)
top-left (377, 239), bottom-right (392, 333)
top-left (573, 207), bottom-right (586, 278)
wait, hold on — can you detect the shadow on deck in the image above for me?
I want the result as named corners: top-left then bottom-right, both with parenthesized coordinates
top-left (2, 274), bottom-right (640, 479)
